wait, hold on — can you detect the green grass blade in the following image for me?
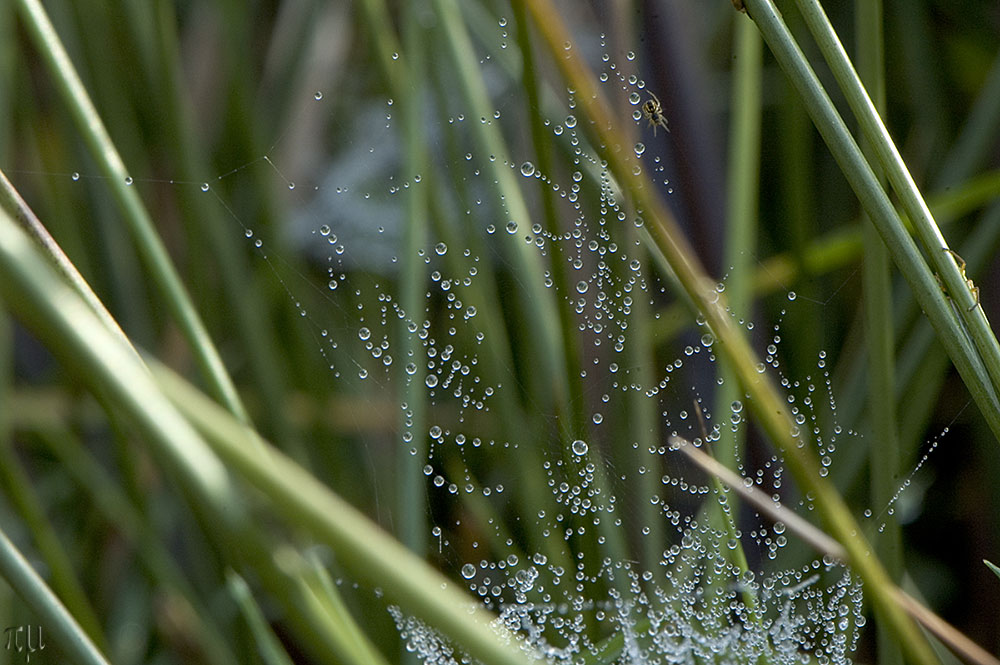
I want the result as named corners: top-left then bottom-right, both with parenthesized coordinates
top-left (0, 527), bottom-right (110, 665)
top-left (741, 0), bottom-right (1000, 444)
top-left (719, 12), bottom-right (761, 470)
top-left (152, 359), bottom-right (540, 665)
top-left (431, 0), bottom-right (569, 410)
top-left (793, 0), bottom-right (1000, 406)
top-left (397, 0), bottom-right (430, 560)
top-left (150, 0), bottom-right (301, 455)
top-left (713, 10), bottom-right (763, 608)
top-left (13, 0), bottom-right (250, 425)
top-left (226, 571), bottom-right (297, 665)
top-left (854, 4), bottom-right (903, 665)
top-left (510, 0), bottom-right (587, 438)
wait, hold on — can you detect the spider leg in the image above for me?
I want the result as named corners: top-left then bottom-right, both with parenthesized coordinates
top-left (943, 248), bottom-right (981, 310)
top-left (943, 247), bottom-right (967, 273)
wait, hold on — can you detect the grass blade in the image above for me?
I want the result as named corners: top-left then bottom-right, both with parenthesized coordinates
top-left (14, 0), bottom-right (250, 425)
top-left (0, 528), bottom-right (110, 665)
top-left (793, 0), bottom-right (1000, 406)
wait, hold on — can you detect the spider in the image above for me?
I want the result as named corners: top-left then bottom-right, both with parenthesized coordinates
top-left (943, 247), bottom-right (980, 311)
top-left (641, 91), bottom-right (670, 136)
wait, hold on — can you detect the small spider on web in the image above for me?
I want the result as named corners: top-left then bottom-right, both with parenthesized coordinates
top-left (642, 91), bottom-right (670, 136)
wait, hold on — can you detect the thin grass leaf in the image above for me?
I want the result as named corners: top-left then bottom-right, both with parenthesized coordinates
top-left (742, 0), bottom-right (1000, 444)
top-left (713, 16), bottom-right (763, 591)
top-left (792, 0), bottom-right (1000, 408)
top-left (152, 358), bottom-right (541, 665)
top-left (397, 0), bottom-right (431, 560)
top-left (854, 5), bottom-right (904, 664)
top-left (14, 0), bottom-right (250, 425)
top-left (150, 0), bottom-right (302, 457)
top-left (431, 0), bottom-right (569, 409)
top-left (226, 571), bottom-right (296, 665)
top-left (0, 528), bottom-right (110, 665)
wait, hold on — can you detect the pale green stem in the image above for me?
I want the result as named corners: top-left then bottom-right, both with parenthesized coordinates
top-left (793, 0), bottom-right (1000, 411)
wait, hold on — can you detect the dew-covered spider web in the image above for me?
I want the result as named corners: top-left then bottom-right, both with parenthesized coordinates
top-left (15, 3), bottom-right (972, 664)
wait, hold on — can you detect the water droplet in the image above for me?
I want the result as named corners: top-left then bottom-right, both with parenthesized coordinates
top-left (576, 280), bottom-right (588, 294)
top-left (359, 327), bottom-right (371, 341)
top-left (571, 440), bottom-right (588, 456)
top-left (565, 115), bottom-right (577, 128)
top-left (520, 161), bottom-right (535, 177)
top-left (461, 563), bottom-right (476, 579)
top-left (425, 374), bottom-right (438, 388)
top-left (634, 142), bottom-right (645, 157)
top-left (505, 220), bottom-right (518, 234)
top-left (328, 279), bottom-right (338, 290)
top-left (201, 183), bottom-right (210, 192)
top-left (435, 242), bottom-right (448, 255)
top-left (71, 172), bottom-right (80, 181)
top-left (314, 91), bottom-right (323, 100)
top-left (787, 291), bottom-right (797, 301)
top-left (124, 176), bottom-right (133, 186)
top-left (288, 182), bottom-right (296, 190)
